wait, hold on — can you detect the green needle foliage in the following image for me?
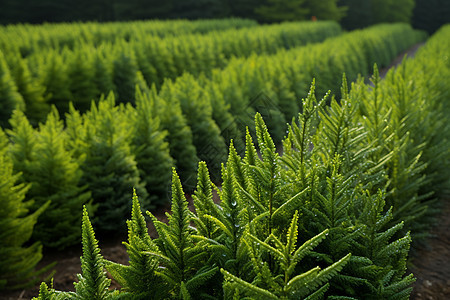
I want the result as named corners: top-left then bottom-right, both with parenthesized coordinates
top-left (281, 79), bottom-right (419, 298)
top-left (72, 207), bottom-right (116, 299)
top-left (0, 51), bottom-right (24, 128)
top-left (222, 211), bottom-right (351, 299)
top-left (353, 190), bottom-right (416, 299)
top-left (7, 54), bottom-right (49, 126)
top-left (159, 74), bottom-right (227, 179)
top-left (34, 208), bottom-right (120, 299)
top-left (146, 169), bottom-right (218, 299)
top-left (31, 24), bottom-right (450, 300)
top-left (67, 50), bottom-right (99, 113)
top-left (106, 189), bottom-right (169, 299)
top-left (127, 88), bottom-right (174, 206)
top-left (112, 49), bottom-right (138, 104)
top-left (0, 128), bottom-right (49, 290)
top-left (8, 108), bottom-right (91, 248)
top-left (66, 94), bottom-right (148, 233)
top-left (147, 85), bottom-right (199, 188)
top-left (39, 53), bottom-right (73, 115)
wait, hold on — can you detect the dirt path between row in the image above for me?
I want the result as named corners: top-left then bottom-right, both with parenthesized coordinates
top-left (410, 200), bottom-right (450, 299)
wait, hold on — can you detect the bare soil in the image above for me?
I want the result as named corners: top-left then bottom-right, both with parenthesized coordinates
top-left (409, 200), bottom-right (450, 300)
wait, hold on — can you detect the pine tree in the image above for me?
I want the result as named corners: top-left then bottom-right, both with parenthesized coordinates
top-left (112, 47), bottom-right (138, 104)
top-left (34, 208), bottom-right (121, 299)
top-left (70, 207), bottom-right (116, 300)
top-left (146, 169), bottom-right (218, 298)
top-left (0, 51), bottom-right (25, 128)
top-left (0, 128), bottom-right (49, 290)
top-left (159, 74), bottom-right (228, 180)
top-left (150, 85), bottom-right (199, 189)
top-left (40, 53), bottom-right (73, 115)
top-left (352, 190), bottom-right (416, 299)
top-left (222, 212), bottom-right (351, 299)
top-left (68, 94), bottom-right (148, 233)
top-left (67, 49), bottom-right (99, 113)
top-left (7, 110), bottom-right (38, 182)
top-left (92, 51), bottom-right (116, 100)
top-left (127, 88), bottom-right (174, 207)
top-left (73, 207), bottom-right (114, 299)
top-left (8, 54), bottom-right (49, 126)
top-left (106, 190), bottom-right (169, 298)
top-left (28, 108), bottom-right (91, 248)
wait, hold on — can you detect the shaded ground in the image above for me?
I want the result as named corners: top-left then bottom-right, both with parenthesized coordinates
top-left (2, 43), bottom-right (449, 299)
top-left (410, 200), bottom-right (450, 299)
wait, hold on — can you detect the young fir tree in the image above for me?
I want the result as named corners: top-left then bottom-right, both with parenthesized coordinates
top-left (133, 45), bottom-right (159, 89)
top-left (205, 82), bottom-right (245, 154)
top-left (0, 128), bottom-right (49, 290)
top-left (356, 66), bottom-right (431, 237)
top-left (7, 54), bottom-right (49, 126)
top-left (159, 74), bottom-right (228, 180)
top-left (146, 169), bottom-right (218, 298)
top-left (34, 207), bottom-right (120, 299)
top-left (126, 87), bottom-right (173, 206)
top-left (352, 190), bottom-right (416, 299)
top-left (92, 51), bottom-right (116, 100)
top-left (112, 48), bottom-right (138, 104)
top-left (40, 53), bottom-right (73, 115)
top-left (149, 85), bottom-right (199, 189)
top-left (7, 110), bottom-right (38, 183)
top-left (281, 79), bottom-right (416, 298)
top-left (0, 51), bottom-right (25, 128)
top-left (72, 207), bottom-right (117, 299)
top-left (67, 49), bottom-right (99, 113)
top-left (222, 212), bottom-right (351, 299)
top-left (106, 190), bottom-right (169, 299)
top-left (68, 94), bottom-right (148, 233)
top-left (27, 108), bottom-right (91, 248)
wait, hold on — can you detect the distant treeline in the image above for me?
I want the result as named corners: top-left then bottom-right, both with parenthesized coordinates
top-left (0, 0), bottom-right (447, 33)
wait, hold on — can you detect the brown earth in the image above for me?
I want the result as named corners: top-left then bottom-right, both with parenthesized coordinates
top-left (2, 43), bottom-right (449, 300)
top-left (409, 200), bottom-right (450, 300)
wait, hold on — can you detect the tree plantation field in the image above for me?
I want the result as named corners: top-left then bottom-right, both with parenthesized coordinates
top-left (0, 18), bottom-right (449, 299)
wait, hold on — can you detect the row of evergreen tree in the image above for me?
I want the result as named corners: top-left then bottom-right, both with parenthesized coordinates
top-left (0, 21), bottom-right (342, 129)
top-left (0, 23), bottom-right (425, 279)
top-left (33, 24), bottom-right (450, 298)
top-left (0, 18), bottom-right (257, 58)
top-left (1, 0), bottom-right (447, 33)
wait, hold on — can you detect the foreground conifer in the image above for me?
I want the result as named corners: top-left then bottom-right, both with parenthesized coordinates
top-left (33, 208), bottom-right (119, 299)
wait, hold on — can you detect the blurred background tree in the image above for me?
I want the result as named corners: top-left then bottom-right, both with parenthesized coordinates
top-left (0, 0), bottom-right (447, 34)
top-left (412, 0), bottom-right (450, 34)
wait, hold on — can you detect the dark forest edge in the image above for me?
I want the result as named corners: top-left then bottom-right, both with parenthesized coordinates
top-left (0, 0), bottom-right (448, 34)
